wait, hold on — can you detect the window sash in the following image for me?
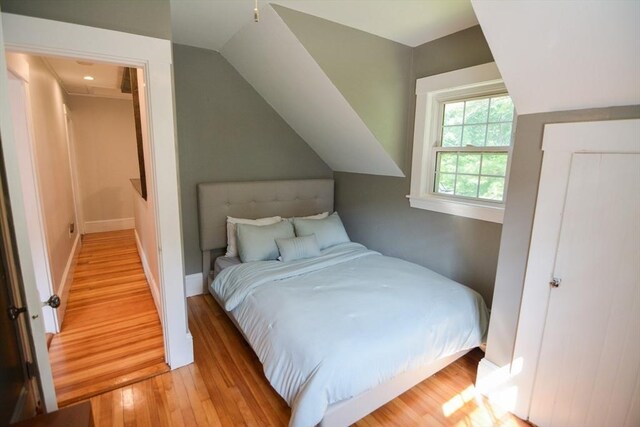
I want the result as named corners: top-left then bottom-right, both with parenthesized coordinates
top-left (430, 145), bottom-right (512, 205)
top-left (428, 92), bottom-right (515, 205)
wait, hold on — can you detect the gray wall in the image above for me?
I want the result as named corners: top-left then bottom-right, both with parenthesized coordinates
top-left (0, 0), bottom-right (171, 39)
top-left (275, 5), bottom-right (412, 172)
top-left (335, 26), bottom-right (499, 306)
top-left (485, 105), bottom-right (640, 367)
top-left (173, 44), bottom-right (332, 275)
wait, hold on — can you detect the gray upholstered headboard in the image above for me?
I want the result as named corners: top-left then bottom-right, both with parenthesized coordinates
top-left (197, 179), bottom-right (334, 286)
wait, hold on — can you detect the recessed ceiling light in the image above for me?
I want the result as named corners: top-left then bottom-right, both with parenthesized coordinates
top-left (83, 75), bottom-right (94, 81)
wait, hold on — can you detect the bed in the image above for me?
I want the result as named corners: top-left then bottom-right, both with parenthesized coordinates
top-left (198, 179), bottom-right (489, 427)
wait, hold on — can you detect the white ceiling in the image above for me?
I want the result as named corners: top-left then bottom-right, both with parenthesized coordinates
top-left (472, 0), bottom-right (640, 115)
top-left (170, 0), bottom-right (478, 51)
top-left (44, 57), bottom-right (131, 99)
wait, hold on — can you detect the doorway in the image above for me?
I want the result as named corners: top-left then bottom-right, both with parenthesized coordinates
top-left (1, 13), bottom-right (191, 413)
top-left (6, 52), bottom-right (169, 405)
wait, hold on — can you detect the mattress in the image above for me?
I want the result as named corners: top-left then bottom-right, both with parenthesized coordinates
top-left (211, 242), bottom-right (489, 427)
top-left (212, 255), bottom-right (241, 279)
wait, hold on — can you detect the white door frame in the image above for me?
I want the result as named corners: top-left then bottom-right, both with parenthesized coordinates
top-left (510, 119), bottom-right (640, 419)
top-left (0, 13), bottom-right (193, 410)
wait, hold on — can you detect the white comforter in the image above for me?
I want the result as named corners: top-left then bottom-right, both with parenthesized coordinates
top-left (211, 242), bottom-right (489, 427)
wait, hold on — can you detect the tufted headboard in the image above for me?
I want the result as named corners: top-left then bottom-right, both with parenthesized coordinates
top-left (197, 179), bottom-right (334, 286)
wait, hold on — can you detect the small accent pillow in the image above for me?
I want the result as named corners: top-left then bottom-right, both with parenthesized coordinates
top-left (293, 212), bottom-right (350, 250)
top-left (236, 220), bottom-right (295, 262)
top-left (275, 234), bottom-right (321, 262)
top-left (225, 216), bottom-right (282, 257)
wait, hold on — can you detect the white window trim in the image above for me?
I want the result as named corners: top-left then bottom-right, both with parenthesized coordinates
top-left (408, 62), bottom-right (509, 224)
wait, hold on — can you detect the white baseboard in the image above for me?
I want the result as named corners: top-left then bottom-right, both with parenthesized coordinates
top-left (134, 229), bottom-right (163, 322)
top-left (84, 217), bottom-right (135, 234)
top-left (56, 233), bottom-right (81, 330)
top-left (476, 357), bottom-right (520, 415)
top-left (185, 272), bottom-right (205, 297)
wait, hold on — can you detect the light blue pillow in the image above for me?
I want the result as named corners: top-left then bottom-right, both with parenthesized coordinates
top-left (236, 220), bottom-right (294, 262)
top-left (276, 234), bottom-right (321, 262)
top-left (293, 212), bottom-right (350, 250)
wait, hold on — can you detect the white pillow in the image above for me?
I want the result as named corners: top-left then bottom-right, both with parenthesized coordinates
top-left (225, 216), bottom-right (282, 257)
top-left (300, 211), bottom-right (329, 220)
top-left (285, 211), bottom-right (329, 221)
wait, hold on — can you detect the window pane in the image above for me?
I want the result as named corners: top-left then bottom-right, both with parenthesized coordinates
top-left (462, 124), bottom-right (487, 146)
top-left (488, 96), bottom-right (514, 123)
top-left (437, 152), bottom-right (457, 173)
top-left (463, 98), bottom-right (489, 124)
top-left (481, 153), bottom-right (508, 176)
top-left (479, 176), bottom-right (505, 201)
top-left (435, 173), bottom-right (455, 195)
top-left (442, 125), bottom-right (462, 147)
top-left (455, 174), bottom-right (479, 198)
top-left (443, 102), bottom-right (464, 125)
top-left (458, 153), bottom-right (481, 174)
top-left (486, 123), bottom-right (513, 146)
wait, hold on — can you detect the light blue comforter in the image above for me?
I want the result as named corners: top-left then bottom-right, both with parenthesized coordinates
top-left (212, 242), bottom-right (489, 427)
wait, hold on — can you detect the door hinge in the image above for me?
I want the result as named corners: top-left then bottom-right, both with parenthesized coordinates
top-left (8, 305), bottom-right (27, 321)
top-left (550, 277), bottom-right (562, 288)
top-left (25, 361), bottom-right (36, 380)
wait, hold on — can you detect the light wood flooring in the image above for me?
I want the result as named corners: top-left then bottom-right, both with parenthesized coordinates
top-left (49, 230), bottom-right (168, 407)
top-left (87, 293), bottom-right (529, 426)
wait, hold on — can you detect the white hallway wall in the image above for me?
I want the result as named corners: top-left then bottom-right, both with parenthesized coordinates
top-left (67, 95), bottom-right (140, 232)
top-left (132, 68), bottom-right (162, 319)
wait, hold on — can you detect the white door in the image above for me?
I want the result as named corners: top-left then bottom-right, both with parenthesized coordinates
top-left (0, 17), bottom-right (58, 411)
top-left (6, 73), bottom-right (59, 334)
top-left (529, 153), bottom-right (640, 427)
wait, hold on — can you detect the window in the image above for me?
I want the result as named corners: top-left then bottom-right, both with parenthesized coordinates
top-left (408, 63), bottom-right (514, 223)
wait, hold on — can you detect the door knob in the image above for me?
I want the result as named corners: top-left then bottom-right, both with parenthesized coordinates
top-left (44, 294), bottom-right (61, 309)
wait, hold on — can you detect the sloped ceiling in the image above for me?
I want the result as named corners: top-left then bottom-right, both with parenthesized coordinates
top-left (266, 0), bottom-right (477, 47)
top-left (274, 5), bottom-right (412, 171)
top-left (170, 0), bottom-right (478, 177)
top-left (221, 5), bottom-right (403, 176)
top-left (170, 0), bottom-right (477, 50)
top-left (472, 0), bottom-right (640, 115)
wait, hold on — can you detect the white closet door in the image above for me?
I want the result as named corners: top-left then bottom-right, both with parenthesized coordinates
top-left (529, 153), bottom-right (640, 427)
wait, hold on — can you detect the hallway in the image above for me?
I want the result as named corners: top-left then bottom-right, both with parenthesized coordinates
top-left (49, 230), bottom-right (168, 406)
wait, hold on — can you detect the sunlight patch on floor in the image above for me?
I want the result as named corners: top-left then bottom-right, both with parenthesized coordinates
top-left (443, 382), bottom-right (525, 427)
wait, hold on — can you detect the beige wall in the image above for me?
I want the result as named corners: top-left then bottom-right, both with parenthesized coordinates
top-left (20, 54), bottom-right (77, 297)
top-left (67, 96), bottom-right (139, 226)
top-left (173, 44), bottom-right (332, 275)
top-left (132, 68), bottom-right (161, 318)
top-left (334, 27), bottom-right (499, 307)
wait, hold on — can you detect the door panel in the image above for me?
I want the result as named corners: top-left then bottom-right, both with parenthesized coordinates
top-left (0, 232), bottom-right (26, 424)
top-left (530, 154), bottom-right (640, 427)
top-left (6, 75), bottom-right (58, 333)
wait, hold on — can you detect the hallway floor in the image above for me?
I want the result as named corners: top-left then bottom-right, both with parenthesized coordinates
top-left (49, 229), bottom-right (168, 407)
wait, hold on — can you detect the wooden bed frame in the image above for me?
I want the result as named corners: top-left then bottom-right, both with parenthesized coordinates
top-left (197, 179), bottom-right (470, 426)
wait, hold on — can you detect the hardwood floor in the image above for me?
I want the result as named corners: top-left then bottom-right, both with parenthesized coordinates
top-left (49, 230), bottom-right (168, 407)
top-left (88, 293), bottom-right (529, 426)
